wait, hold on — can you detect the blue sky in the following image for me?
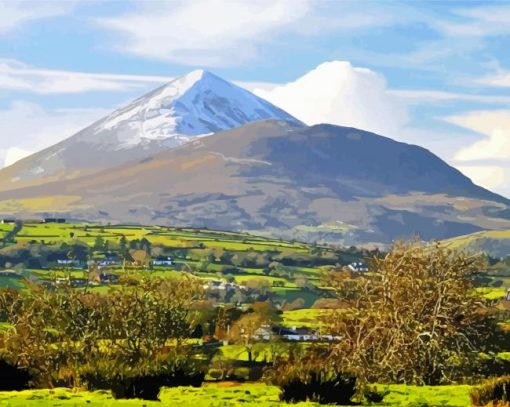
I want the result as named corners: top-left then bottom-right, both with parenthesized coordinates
top-left (0, 0), bottom-right (509, 196)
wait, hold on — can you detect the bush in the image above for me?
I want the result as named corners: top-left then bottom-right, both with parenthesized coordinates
top-left (364, 386), bottom-right (388, 404)
top-left (471, 376), bottom-right (510, 406)
top-left (206, 368), bottom-right (224, 381)
top-left (0, 358), bottom-right (32, 391)
top-left (476, 357), bottom-right (510, 378)
top-left (81, 352), bottom-right (205, 400)
top-left (267, 356), bottom-right (357, 405)
top-left (277, 371), bottom-right (357, 404)
top-left (83, 367), bottom-right (205, 400)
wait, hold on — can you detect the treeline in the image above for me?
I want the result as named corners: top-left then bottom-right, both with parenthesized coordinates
top-left (0, 237), bottom-right (373, 271)
top-left (0, 277), bottom-right (205, 398)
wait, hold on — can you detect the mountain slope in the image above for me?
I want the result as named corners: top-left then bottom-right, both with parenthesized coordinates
top-left (0, 120), bottom-right (508, 245)
top-left (0, 70), bottom-right (300, 192)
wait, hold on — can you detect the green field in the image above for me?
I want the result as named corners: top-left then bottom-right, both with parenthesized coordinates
top-left (0, 383), bottom-right (473, 406)
top-left (443, 229), bottom-right (510, 259)
top-left (13, 223), bottom-right (310, 253)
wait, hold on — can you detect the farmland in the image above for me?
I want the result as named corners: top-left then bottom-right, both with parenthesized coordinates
top-left (0, 222), bottom-right (509, 406)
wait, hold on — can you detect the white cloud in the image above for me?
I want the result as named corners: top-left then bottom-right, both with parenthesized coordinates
top-left (4, 147), bottom-right (32, 167)
top-left (0, 59), bottom-right (174, 94)
top-left (255, 60), bottom-right (408, 137)
top-left (390, 89), bottom-right (510, 105)
top-left (0, 101), bottom-right (109, 167)
top-left (440, 5), bottom-right (510, 37)
top-left (445, 110), bottom-right (510, 198)
top-left (97, 0), bottom-right (312, 67)
top-left (447, 110), bottom-right (510, 161)
top-left (476, 70), bottom-right (510, 88)
top-left (456, 165), bottom-right (509, 194)
top-left (0, 1), bottom-right (74, 34)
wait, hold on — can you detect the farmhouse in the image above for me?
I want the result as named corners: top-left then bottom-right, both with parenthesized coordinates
top-left (348, 262), bottom-right (369, 272)
top-left (97, 257), bottom-right (121, 266)
top-left (274, 326), bottom-right (319, 342)
top-left (253, 325), bottom-right (273, 341)
top-left (152, 256), bottom-right (174, 266)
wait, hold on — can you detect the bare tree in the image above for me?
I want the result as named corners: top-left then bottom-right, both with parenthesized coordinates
top-left (324, 241), bottom-right (494, 385)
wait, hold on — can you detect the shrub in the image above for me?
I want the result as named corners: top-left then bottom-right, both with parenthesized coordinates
top-left (471, 376), bottom-right (510, 406)
top-left (207, 368), bottom-right (224, 381)
top-left (0, 358), bottom-right (32, 391)
top-left (476, 357), bottom-right (510, 378)
top-left (81, 355), bottom-right (205, 400)
top-left (364, 386), bottom-right (388, 404)
top-left (83, 367), bottom-right (205, 400)
top-left (267, 355), bottom-right (357, 405)
top-left (277, 371), bottom-right (357, 404)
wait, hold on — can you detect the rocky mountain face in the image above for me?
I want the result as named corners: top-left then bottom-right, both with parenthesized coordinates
top-left (0, 119), bottom-right (508, 245)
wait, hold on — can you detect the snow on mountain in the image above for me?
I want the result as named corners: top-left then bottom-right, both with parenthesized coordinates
top-left (89, 69), bottom-right (300, 149)
top-left (0, 69), bottom-right (300, 188)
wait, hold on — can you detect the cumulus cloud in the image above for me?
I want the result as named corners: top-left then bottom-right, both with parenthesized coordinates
top-left (0, 101), bottom-right (109, 167)
top-left (456, 165), bottom-right (509, 195)
top-left (445, 110), bottom-right (510, 198)
top-left (255, 60), bottom-right (408, 137)
top-left (447, 110), bottom-right (510, 161)
top-left (97, 0), bottom-right (312, 67)
top-left (4, 147), bottom-right (32, 167)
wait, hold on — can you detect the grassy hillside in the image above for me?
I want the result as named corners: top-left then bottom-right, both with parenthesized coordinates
top-left (443, 229), bottom-right (510, 258)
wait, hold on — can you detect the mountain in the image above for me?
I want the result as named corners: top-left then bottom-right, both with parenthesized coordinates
top-left (0, 70), bottom-right (300, 192)
top-left (0, 119), bottom-right (508, 245)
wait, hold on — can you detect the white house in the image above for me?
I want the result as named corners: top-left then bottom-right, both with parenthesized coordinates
top-left (348, 262), bottom-right (369, 272)
top-left (152, 256), bottom-right (174, 266)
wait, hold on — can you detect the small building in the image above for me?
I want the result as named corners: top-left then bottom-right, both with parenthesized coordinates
top-left (57, 259), bottom-right (75, 265)
top-left (152, 256), bottom-right (174, 266)
top-left (100, 273), bottom-right (120, 284)
top-left (97, 258), bottom-right (121, 267)
top-left (348, 262), bottom-right (369, 273)
top-left (1, 219), bottom-right (16, 224)
top-left (506, 288), bottom-right (510, 302)
top-left (253, 325), bottom-right (273, 341)
top-left (274, 326), bottom-right (320, 342)
top-left (55, 277), bottom-right (70, 286)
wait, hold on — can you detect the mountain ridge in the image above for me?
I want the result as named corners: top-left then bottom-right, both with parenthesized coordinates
top-left (0, 119), bottom-right (508, 245)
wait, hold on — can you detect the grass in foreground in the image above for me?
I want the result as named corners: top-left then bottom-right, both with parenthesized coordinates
top-left (0, 383), bottom-right (473, 406)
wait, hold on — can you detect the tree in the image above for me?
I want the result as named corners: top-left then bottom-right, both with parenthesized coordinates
top-left (324, 241), bottom-right (494, 385)
top-left (139, 238), bottom-right (152, 255)
top-left (93, 235), bottom-right (105, 251)
top-left (229, 302), bottom-right (280, 363)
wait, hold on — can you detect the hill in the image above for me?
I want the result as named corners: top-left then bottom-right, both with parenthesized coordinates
top-left (443, 230), bottom-right (510, 259)
top-left (0, 119), bottom-right (508, 245)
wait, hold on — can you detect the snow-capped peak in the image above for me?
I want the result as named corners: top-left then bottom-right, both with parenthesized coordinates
top-left (91, 69), bottom-right (299, 149)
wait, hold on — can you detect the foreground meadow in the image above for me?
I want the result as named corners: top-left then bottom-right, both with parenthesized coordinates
top-left (0, 383), bottom-right (472, 406)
